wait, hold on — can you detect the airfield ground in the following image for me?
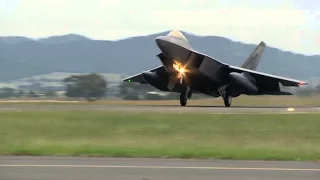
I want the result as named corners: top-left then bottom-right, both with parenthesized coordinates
top-left (1, 97), bottom-right (319, 180)
top-left (0, 109), bottom-right (319, 161)
top-left (0, 95), bottom-right (320, 106)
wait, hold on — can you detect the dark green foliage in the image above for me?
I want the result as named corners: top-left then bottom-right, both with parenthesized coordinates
top-left (44, 90), bottom-right (57, 97)
top-left (14, 89), bottom-right (24, 98)
top-left (118, 81), bottom-right (209, 100)
top-left (0, 88), bottom-right (28, 98)
top-left (316, 84), bottom-right (320, 92)
top-left (27, 91), bottom-right (39, 97)
top-left (63, 73), bottom-right (107, 101)
top-left (118, 82), bottom-right (147, 100)
top-left (0, 87), bottom-right (15, 98)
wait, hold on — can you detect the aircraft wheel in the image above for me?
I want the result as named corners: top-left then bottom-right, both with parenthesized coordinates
top-left (180, 92), bottom-right (187, 106)
top-left (223, 96), bottom-right (232, 107)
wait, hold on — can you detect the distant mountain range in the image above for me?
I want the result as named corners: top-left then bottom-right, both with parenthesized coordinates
top-left (0, 31), bottom-right (319, 82)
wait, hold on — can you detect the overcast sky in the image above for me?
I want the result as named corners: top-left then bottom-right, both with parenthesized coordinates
top-left (0, 0), bottom-right (319, 55)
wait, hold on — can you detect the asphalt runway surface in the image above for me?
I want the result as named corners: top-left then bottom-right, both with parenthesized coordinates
top-left (0, 103), bottom-right (319, 113)
top-left (0, 156), bottom-right (319, 180)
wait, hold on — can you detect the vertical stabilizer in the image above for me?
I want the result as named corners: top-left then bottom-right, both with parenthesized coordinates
top-left (241, 41), bottom-right (266, 70)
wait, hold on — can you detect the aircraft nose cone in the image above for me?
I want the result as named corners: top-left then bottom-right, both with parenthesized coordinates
top-left (155, 37), bottom-right (166, 49)
top-left (155, 36), bottom-right (192, 64)
top-left (155, 37), bottom-right (171, 56)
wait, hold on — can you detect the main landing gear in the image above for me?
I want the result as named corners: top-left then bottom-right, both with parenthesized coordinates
top-left (218, 86), bottom-right (232, 107)
top-left (180, 87), bottom-right (192, 106)
top-left (179, 85), bottom-right (232, 107)
top-left (223, 95), bottom-right (232, 107)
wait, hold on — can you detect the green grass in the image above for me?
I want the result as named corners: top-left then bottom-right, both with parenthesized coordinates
top-left (1, 95), bottom-right (320, 106)
top-left (0, 110), bottom-right (319, 161)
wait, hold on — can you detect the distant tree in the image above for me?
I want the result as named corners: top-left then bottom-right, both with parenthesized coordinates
top-left (27, 91), bottom-right (39, 98)
top-left (119, 82), bottom-right (191, 100)
top-left (118, 81), bottom-right (140, 100)
top-left (44, 90), bottom-right (57, 97)
top-left (0, 87), bottom-right (15, 98)
top-left (316, 84), bottom-right (320, 92)
top-left (14, 89), bottom-right (25, 98)
top-left (63, 73), bottom-right (107, 101)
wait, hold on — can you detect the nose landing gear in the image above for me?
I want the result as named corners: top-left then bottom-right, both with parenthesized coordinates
top-left (180, 92), bottom-right (187, 106)
top-left (180, 87), bottom-right (191, 106)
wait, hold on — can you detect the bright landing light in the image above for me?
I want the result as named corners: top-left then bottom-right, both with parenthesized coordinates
top-left (173, 60), bottom-right (189, 78)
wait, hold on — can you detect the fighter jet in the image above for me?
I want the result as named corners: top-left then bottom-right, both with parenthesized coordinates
top-left (122, 30), bottom-right (308, 107)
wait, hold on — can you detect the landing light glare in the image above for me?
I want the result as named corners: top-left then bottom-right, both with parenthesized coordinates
top-left (173, 60), bottom-right (189, 78)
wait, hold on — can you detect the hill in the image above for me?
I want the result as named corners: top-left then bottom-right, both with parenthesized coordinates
top-left (0, 31), bottom-right (319, 82)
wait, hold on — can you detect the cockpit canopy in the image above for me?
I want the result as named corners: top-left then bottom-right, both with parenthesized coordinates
top-left (167, 30), bottom-right (189, 43)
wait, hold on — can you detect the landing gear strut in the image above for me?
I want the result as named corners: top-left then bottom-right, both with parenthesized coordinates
top-left (180, 87), bottom-right (191, 106)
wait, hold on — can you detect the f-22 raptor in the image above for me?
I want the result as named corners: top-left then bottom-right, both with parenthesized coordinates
top-left (122, 30), bottom-right (307, 107)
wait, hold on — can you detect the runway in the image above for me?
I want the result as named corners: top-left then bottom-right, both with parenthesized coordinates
top-left (0, 156), bottom-right (319, 180)
top-left (0, 103), bottom-right (319, 113)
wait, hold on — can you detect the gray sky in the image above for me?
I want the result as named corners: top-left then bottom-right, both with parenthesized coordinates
top-left (0, 0), bottom-right (319, 55)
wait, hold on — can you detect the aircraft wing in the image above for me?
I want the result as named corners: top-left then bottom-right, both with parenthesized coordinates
top-left (122, 65), bottom-right (165, 84)
top-left (193, 40), bottom-right (308, 88)
top-left (229, 65), bottom-right (308, 87)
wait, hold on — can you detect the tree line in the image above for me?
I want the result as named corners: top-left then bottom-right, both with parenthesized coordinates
top-left (1, 73), bottom-right (319, 100)
top-left (0, 73), bottom-right (186, 101)
top-left (62, 73), bottom-right (188, 101)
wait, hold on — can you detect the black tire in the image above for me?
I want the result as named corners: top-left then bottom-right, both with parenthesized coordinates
top-left (180, 93), bottom-right (187, 106)
top-left (223, 95), bottom-right (232, 107)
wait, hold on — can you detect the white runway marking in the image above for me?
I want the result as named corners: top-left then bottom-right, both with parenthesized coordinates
top-left (1, 164), bottom-right (319, 172)
top-left (210, 112), bottom-right (312, 114)
top-left (0, 100), bottom-right (79, 103)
